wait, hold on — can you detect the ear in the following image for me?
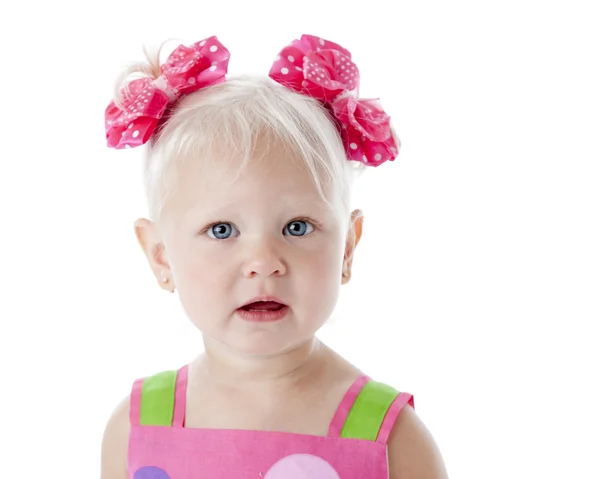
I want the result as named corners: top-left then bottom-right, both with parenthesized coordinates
top-left (134, 218), bottom-right (174, 292)
top-left (342, 209), bottom-right (364, 285)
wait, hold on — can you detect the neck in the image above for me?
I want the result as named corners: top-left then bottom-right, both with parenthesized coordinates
top-left (195, 336), bottom-right (327, 391)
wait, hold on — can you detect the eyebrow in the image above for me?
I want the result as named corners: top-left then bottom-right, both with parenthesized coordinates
top-left (184, 196), bottom-right (333, 220)
top-left (277, 196), bottom-right (332, 210)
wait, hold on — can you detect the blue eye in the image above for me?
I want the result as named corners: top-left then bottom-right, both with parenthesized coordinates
top-left (284, 220), bottom-right (314, 237)
top-left (207, 223), bottom-right (239, 240)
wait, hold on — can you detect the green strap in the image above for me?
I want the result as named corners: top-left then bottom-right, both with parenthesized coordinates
top-left (139, 370), bottom-right (178, 426)
top-left (340, 380), bottom-right (399, 441)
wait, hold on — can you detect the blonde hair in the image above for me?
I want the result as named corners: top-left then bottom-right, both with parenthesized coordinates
top-left (113, 41), bottom-right (398, 226)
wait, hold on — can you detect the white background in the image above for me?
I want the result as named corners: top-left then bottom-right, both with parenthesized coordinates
top-left (0, 0), bottom-right (598, 477)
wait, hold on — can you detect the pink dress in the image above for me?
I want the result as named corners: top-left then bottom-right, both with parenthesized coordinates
top-left (128, 365), bottom-right (414, 478)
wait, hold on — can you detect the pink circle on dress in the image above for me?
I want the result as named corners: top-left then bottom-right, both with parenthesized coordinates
top-left (264, 454), bottom-right (341, 479)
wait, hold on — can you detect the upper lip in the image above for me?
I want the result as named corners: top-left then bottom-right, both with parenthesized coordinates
top-left (239, 296), bottom-right (288, 309)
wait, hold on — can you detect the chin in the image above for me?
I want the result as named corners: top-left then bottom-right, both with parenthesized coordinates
top-left (209, 331), bottom-right (313, 358)
top-left (231, 337), bottom-right (297, 357)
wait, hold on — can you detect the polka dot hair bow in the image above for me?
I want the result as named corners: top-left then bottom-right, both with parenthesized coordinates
top-left (105, 36), bottom-right (230, 149)
top-left (269, 34), bottom-right (398, 167)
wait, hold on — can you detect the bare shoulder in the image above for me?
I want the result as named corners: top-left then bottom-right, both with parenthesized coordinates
top-left (100, 395), bottom-right (131, 479)
top-left (387, 405), bottom-right (449, 479)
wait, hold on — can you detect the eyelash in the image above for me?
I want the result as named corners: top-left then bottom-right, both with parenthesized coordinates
top-left (202, 217), bottom-right (320, 239)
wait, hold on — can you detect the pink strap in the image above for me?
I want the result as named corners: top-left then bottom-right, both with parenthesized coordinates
top-left (171, 365), bottom-right (189, 427)
top-left (129, 378), bottom-right (143, 427)
top-left (327, 374), bottom-right (371, 437)
top-left (375, 392), bottom-right (415, 444)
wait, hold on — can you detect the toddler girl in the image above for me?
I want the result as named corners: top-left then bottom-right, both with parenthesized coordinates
top-left (101, 34), bottom-right (448, 479)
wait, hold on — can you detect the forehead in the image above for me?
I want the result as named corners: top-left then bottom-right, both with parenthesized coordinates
top-left (165, 142), bottom-right (336, 216)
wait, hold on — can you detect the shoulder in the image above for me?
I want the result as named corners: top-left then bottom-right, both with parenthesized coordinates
top-left (387, 403), bottom-right (449, 479)
top-left (100, 394), bottom-right (131, 479)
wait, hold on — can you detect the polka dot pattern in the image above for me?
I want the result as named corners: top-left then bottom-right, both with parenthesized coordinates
top-left (105, 36), bottom-right (230, 149)
top-left (264, 454), bottom-right (341, 479)
top-left (107, 33), bottom-right (400, 165)
top-left (268, 34), bottom-right (398, 167)
top-left (133, 466), bottom-right (171, 479)
top-left (132, 455), bottom-right (342, 479)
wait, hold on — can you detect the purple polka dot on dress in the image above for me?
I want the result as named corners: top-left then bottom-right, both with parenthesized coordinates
top-left (133, 466), bottom-right (171, 479)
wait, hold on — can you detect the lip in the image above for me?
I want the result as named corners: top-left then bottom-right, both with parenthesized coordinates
top-left (239, 296), bottom-right (288, 309)
top-left (236, 296), bottom-right (289, 322)
top-left (235, 305), bottom-right (290, 322)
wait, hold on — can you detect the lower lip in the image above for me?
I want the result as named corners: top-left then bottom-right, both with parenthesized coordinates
top-left (236, 306), bottom-right (289, 322)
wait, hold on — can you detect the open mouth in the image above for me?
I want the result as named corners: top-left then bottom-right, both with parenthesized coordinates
top-left (241, 301), bottom-right (286, 312)
top-left (237, 300), bottom-right (289, 322)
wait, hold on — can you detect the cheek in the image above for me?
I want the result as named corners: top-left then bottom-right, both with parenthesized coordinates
top-left (296, 253), bottom-right (342, 328)
top-left (314, 244), bottom-right (343, 278)
top-left (298, 237), bottom-right (344, 294)
top-left (171, 248), bottom-right (236, 331)
top-left (170, 242), bottom-right (231, 298)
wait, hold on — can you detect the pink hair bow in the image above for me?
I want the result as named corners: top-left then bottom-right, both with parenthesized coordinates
top-left (105, 36), bottom-right (230, 149)
top-left (269, 34), bottom-right (398, 166)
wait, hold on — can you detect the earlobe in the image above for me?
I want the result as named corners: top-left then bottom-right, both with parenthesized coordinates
top-left (134, 218), bottom-right (173, 291)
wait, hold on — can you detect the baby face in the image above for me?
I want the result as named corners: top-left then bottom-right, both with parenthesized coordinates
top-left (155, 142), bottom-right (350, 356)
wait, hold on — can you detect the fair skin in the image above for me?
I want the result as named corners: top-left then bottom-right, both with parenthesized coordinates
top-left (101, 139), bottom-right (448, 479)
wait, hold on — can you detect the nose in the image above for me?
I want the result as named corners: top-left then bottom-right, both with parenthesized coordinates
top-left (242, 238), bottom-right (287, 278)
